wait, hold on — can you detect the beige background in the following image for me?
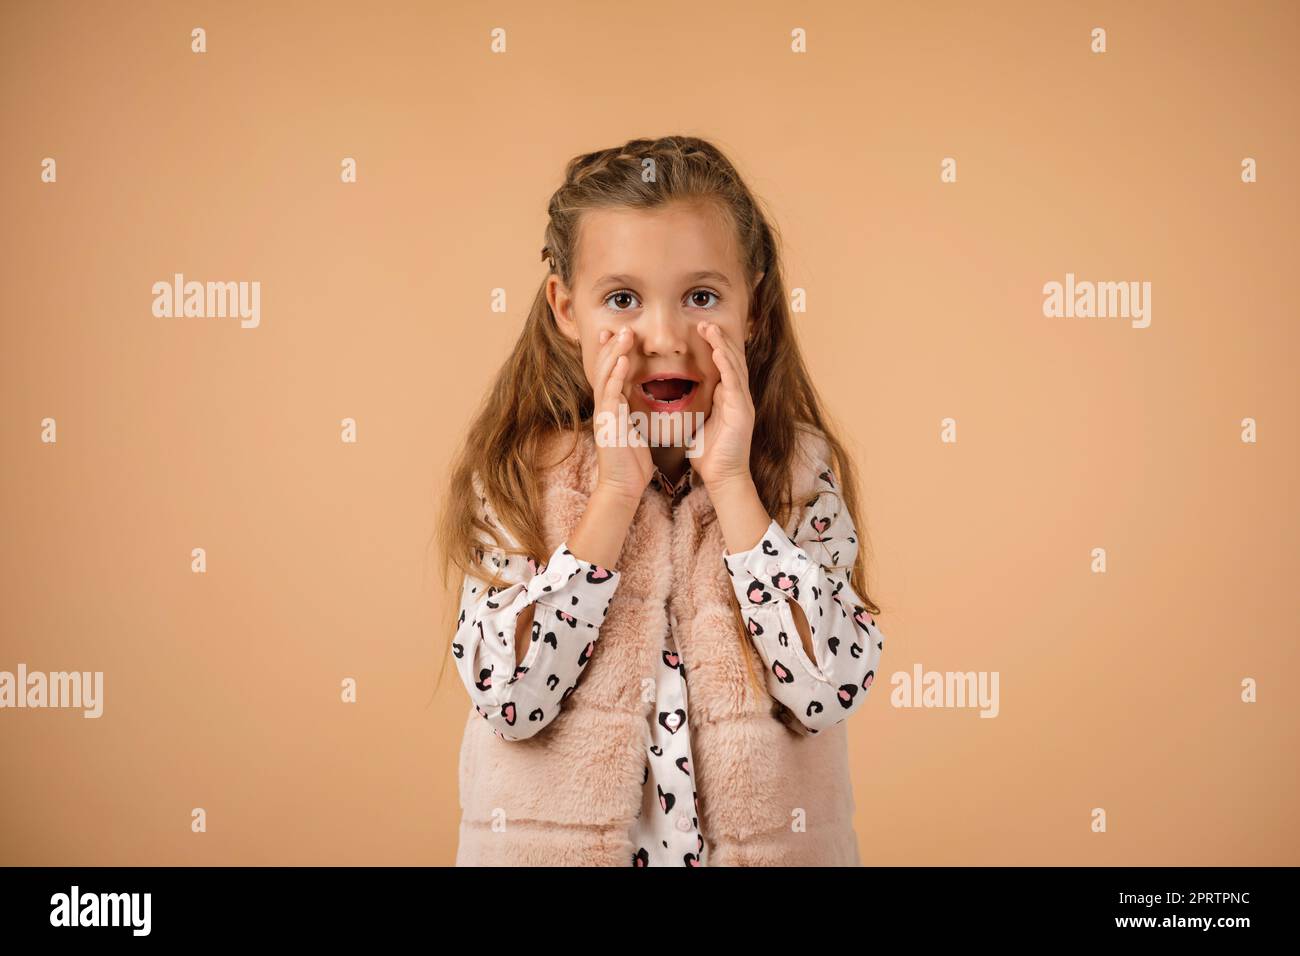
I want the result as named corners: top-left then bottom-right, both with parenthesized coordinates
top-left (1, 0), bottom-right (1296, 865)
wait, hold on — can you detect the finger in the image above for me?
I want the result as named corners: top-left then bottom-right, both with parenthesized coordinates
top-left (595, 328), bottom-right (634, 412)
top-left (698, 321), bottom-right (745, 390)
top-left (712, 323), bottom-right (752, 405)
top-left (607, 353), bottom-right (648, 446)
top-left (593, 337), bottom-right (617, 410)
top-left (605, 354), bottom-right (629, 408)
top-left (700, 322), bottom-right (750, 406)
top-left (706, 332), bottom-right (740, 405)
top-left (593, 328), bottom-right (626, 397)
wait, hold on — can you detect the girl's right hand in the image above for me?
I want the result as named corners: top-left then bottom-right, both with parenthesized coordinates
top-left (592, 327), bottom-right (654, 504)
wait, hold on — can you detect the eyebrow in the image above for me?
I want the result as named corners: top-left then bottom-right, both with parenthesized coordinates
top-left (592, 270), bottom-right (733, 289)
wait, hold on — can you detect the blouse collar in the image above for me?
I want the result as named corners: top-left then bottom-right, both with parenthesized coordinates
top-left (649, 460), bottom-right (693, 503)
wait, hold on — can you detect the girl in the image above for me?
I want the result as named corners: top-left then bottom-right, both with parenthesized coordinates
top-left (435, 136), bottom-right (886, 866)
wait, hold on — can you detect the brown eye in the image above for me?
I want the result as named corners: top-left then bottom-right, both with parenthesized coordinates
top-left (605, 290), bottom-right (639, 311)
top-left (689, 289), bottom-right (720, 309)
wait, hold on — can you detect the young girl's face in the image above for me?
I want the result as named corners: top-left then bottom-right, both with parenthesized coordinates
top-left (548, 201), bottom-right (761, 427)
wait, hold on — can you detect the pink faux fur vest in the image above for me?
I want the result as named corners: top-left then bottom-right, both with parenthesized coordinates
top-left (454, 427), bottom-right (862, 866)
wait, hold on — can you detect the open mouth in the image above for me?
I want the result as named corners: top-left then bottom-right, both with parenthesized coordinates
top-left (639, 378), bottom-right (698, 406)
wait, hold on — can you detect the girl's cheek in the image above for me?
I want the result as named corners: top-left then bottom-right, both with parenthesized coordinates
top-left (695, 381), bottom-right (714, 416)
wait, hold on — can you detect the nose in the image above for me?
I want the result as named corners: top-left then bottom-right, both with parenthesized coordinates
top-left (637, 300), bottom-right (688, 357)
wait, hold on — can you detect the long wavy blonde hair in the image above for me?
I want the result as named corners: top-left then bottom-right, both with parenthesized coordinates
top-left (430, 134), bottom-right (880, 701)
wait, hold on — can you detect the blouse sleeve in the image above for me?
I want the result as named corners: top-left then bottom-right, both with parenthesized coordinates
top-left (720, 464), bottom-right (885, 735)
top-left (451, 480), bottom-right (622, 741)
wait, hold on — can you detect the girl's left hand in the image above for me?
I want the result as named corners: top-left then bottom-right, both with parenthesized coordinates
top-left (689, 320), bottom-right (755, 491)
